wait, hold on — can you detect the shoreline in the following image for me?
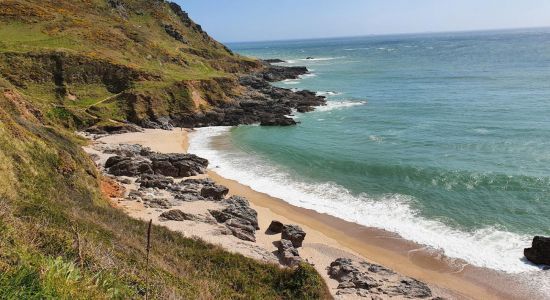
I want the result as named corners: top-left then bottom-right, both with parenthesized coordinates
top-left (93, 128), bottom-right (545, 299)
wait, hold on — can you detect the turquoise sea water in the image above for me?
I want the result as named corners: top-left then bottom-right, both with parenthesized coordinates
top-left (193, 29), bottom-right (550, 274)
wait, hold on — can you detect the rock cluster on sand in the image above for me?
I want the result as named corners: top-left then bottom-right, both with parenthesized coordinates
top-left (524, 236), bottom-right (550, 266)
top-left (266, 220), bottom-right (307, 266)
top-left (328, 258), bottom-right (434, 298)
top-left (210, 196), bottom-right (259, 242)
top-left (103, 143), bottom-right (208, 179)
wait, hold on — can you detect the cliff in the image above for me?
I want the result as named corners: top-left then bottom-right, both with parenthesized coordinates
top-left (0, 0), bottom-right (329, 298)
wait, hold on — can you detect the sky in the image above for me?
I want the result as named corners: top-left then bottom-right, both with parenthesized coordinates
top-left (176, 0), bottom-right (550, 42)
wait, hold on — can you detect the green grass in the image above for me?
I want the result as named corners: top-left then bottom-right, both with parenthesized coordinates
top-left (0, 82), bottom-right (331, 298)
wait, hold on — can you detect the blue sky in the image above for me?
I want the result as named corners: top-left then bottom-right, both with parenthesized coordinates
top-left (176, 0), bottom-right (550, 42)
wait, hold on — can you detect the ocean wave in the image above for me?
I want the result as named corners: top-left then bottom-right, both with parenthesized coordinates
top-left (281, 79), bottom-right (301, 85)
top-left (299, 56), bottom-right (344, 61)
top-left (315, 91), bottom-right (342, 97)
top-left (315, 100), bottom-right (367, 112)
top-left (188, 127), bottom-right (541, 274)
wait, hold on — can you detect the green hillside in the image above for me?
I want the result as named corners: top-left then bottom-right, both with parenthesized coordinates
top-left (0, 1), bottom-right (330, 298)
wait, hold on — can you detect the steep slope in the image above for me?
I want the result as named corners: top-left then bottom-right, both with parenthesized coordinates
top-left (0, 1), bottom-right (330, 298)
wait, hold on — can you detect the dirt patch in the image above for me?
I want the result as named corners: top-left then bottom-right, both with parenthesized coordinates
top-left (101, 176), bottom-right (125, 200)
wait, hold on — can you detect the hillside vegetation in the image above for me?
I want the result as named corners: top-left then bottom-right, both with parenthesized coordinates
top-left (0, 0), bottom-right (330, 298)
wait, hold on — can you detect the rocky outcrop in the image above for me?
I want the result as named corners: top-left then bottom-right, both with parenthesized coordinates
top-left (210, 196), bottom-right (258, 242)
top-left (525, 236), bottom-right (550, 265)
top-left (278, 239), bottom-right (303, 267)
top-left (260, 64), bottom-right (308, 82)
top-left (328, 258), bottom-right (433, 298)
top-left (282, 225), bottom-right (306, 248)
top-left (263, 59), bottom-right (286, 64)
top-left (149, 153), bottom-right (208, 178)
top-left (159, 209), bottom-right (198, 221)
top-left (163, 24), bottom-right (188, 44)
top-left (138, 174), bottom-right (174, 189)
top-left (267, 220), bottom-right (284, 234)
top-left (102, 143), bottom-right (208, 179)
top-left (200, 183), bottom-right (229, 200)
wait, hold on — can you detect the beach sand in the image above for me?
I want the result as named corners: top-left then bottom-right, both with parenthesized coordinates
top-left (94, 129), bottom-right (542, 300)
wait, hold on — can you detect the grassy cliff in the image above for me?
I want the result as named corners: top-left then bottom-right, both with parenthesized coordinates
top-left (0, 0), bottom-right (261, 129)
top-left (0, 1), bottom-right (330, 298)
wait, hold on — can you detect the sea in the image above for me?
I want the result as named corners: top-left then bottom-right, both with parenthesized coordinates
top-left (189, 28), bottom-right (550, 276)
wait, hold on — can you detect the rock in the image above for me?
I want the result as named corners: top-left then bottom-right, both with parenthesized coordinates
top-left (163, 24), bottom-right (188, 44)
top-left (281, 225), bottom-right (306, 248)
top-left (263, 59), bottom-right (286, 64)
top-left (386, 278), bottom-right (432, 298)
top-left (328, 258), bottom-right (433, 298)
top-left (524, 236), bottom-right (550, 265)
top-left (159, 209), bottom-right (197, 221)
top-left (305, 56), bottom-right (314, 60)
top-left (266, 220), bottom-right (284, 234)
top-left (209, 196), bottom-right (259, 242)
top-left (149, 153), bottom-right (208, 178)
top-left (143, 197), bottom-right (171, 209)
top-left (260, 115), bottom-right (297, 126)
top-left (261, 65), bottom-right (308, 82)
top-left (278, 239), bottom-right (302, 267)
top-left (106, 156), bottom-right (153, 177)
top-left (200, 184), bottom-right (229, 200)
top-left (138, 174), bottom-right (174, 189)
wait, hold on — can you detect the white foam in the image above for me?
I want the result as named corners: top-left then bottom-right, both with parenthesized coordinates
top-left (281, 79), bottom-right (300, 85)
top-left (297, 56), bottom-right (345, 62)
top-left (188, 127), bottom-right (542, 274)
top-left (316, 91), bottom-right (342, 97)
top-left (315, 100), bottom-right (367, 112)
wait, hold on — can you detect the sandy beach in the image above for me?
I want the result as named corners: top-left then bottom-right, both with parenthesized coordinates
top-left (90, 128), bottom-right (544, 300)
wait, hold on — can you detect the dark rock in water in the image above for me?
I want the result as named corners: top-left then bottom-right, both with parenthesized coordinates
top-left (278, 239), bottom-right (302, 267)
top-left (305, 57), bottom-right (314, 60)
top-left (163, 24), bottom-right (188, 44)
top-left (329, 258), bottom-right (432, 298)
top-left (209, 196), bottom-right (259, 242)
top-left (138, 174), bottom-right (174, 189)
top-left (282, 225), bottom-right (306, 248)
top-left (159, 209), bottom-right (197, 221)
top-left (524, 236), bottom-right (550, 265)
top-left (263, 59), bottom-right (286, 64)
top-left (296, 105), bottom-right (315, 113)
top-left (200, 184), bottom-right (229, 200)
top-left (260, 115), bottom-right (297, 126)
top-left (261, 65), bottom-right (308, 82)
top-left (266, 220), bottom-right (284, 234)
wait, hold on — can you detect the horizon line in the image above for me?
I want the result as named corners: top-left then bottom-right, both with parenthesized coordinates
top-left (223, 25), bottom-right (550, 44)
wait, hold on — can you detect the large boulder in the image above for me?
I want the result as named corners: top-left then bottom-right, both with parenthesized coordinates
top-left (278, 239), bottom-right (302, 267)
top-left (524, 236), bottom-right (550, 265)
top-left (328, 258), bottom-right (432, 298)
top-left (106, 156), bottom-right (153, 177)
top-left (282, 225), bottom-right (306, 248)
top-left (149, 153), bottom-right (208, 178)
top-left (209, 196), bottom-right (259, 242)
